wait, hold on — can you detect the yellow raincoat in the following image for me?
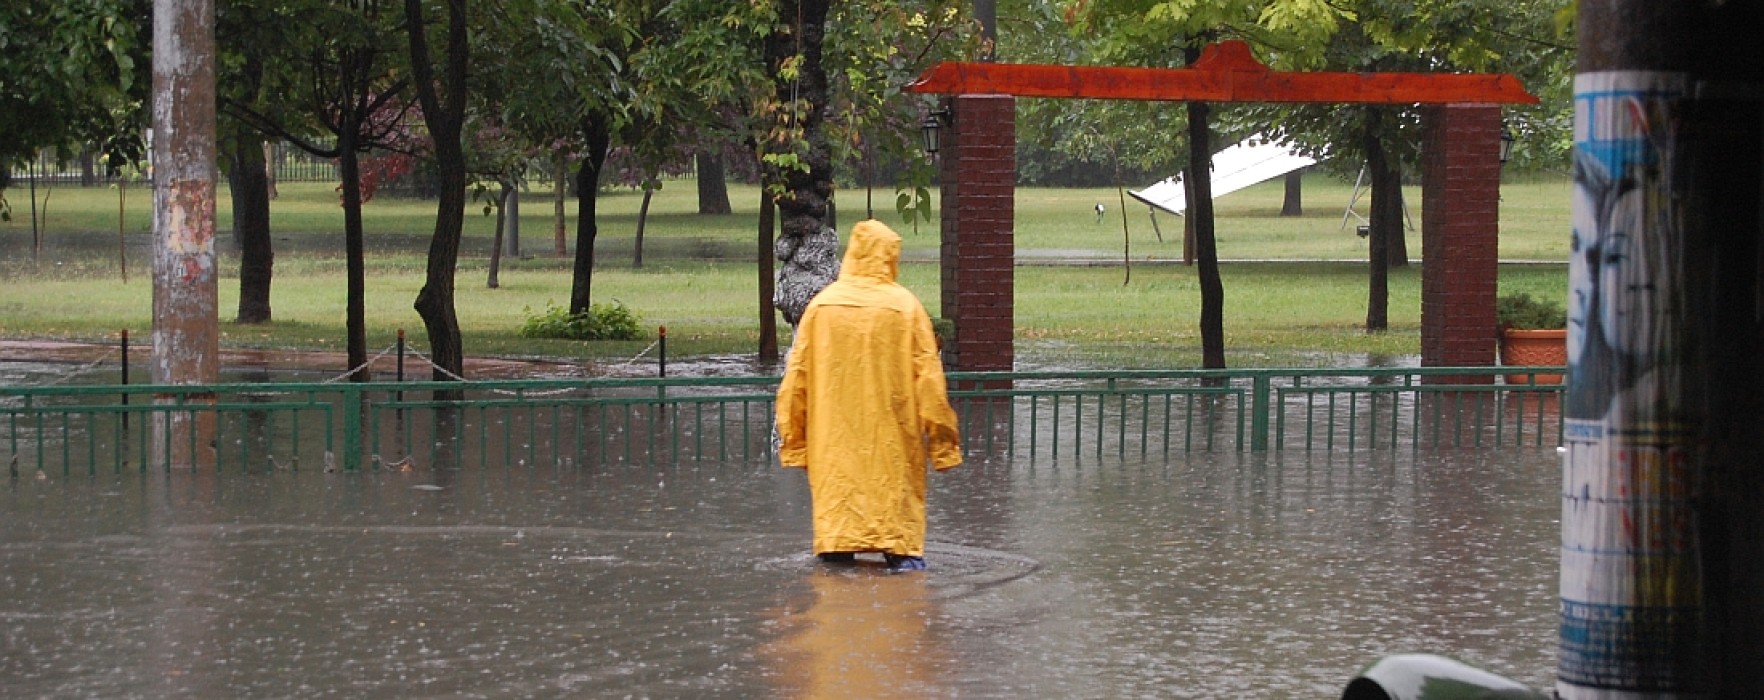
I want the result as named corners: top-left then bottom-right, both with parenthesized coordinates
top-left (776, 220), bottom-right (962, 557)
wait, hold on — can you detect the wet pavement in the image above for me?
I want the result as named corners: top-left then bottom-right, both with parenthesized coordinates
top-left (0, 339), bottom-right (624, 381)
top-left (1, 447), bottom-right (1560, 698)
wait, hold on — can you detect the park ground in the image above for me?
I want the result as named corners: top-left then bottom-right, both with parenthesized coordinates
top-left (0, 173), bottom-right (1571, 371)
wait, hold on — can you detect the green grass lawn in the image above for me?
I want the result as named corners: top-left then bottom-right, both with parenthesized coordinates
top-left (0, 172), bottom-right (1570, 368)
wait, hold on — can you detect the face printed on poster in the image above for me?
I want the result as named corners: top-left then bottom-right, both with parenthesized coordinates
top-left (1566, 79), bottom-right (1682, 423)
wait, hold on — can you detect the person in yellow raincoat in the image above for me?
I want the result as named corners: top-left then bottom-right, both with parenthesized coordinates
top-left (776, 219), bottom-right (963, 572)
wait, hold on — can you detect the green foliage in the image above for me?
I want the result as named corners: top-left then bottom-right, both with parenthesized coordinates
top-left (1, 0), bottom-right (149, 175)
top-left (930, 316), bottom-right (956, 347)
top-left (894, 185), bottom-right (934, 231)
top-left (520, 301), bottom-right (644, 341)
top-left (1495, 292), bottom-right (1565, 330)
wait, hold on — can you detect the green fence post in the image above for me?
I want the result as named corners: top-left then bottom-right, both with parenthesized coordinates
top-left (1251, 373), bottom-right (1271, 451)
top-left (342, 383), bottom-right (362, 472)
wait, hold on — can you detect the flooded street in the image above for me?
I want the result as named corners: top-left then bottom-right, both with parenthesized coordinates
top-left (1, 447), bottom-right (1559, 697)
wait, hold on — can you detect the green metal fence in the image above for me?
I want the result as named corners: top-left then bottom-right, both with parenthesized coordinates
top-left (1, 367), bottom-right (1563, 474)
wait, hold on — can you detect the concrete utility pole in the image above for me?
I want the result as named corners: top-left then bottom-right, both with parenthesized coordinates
top-left (1559, 2), bottom-right (1764, 698)
top-left (150, 0), bottom-right (220, 468)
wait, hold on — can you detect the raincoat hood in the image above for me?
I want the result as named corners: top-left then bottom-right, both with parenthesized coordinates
top-left (838, 219), bottom-right (901, 284)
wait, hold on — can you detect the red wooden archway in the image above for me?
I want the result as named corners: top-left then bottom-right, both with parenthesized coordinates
top-left (907, 40), bottom-right (1538, 374)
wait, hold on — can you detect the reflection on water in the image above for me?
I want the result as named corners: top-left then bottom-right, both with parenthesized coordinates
top-left (0, 445), bottom-right (1559, 697)
top-left (765, 567), bottom-right (946, 698)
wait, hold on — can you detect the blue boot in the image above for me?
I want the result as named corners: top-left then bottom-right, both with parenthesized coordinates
top-left (884, 554), bottom-right (926, 572)
top-left (817, 552), bottom-right (856, 565)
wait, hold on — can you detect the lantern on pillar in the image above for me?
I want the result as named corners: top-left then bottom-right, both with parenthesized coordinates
top-left (1499, 126), bottom-right (1516, 164)
top-left (920, 107), bottom-right (953, 155)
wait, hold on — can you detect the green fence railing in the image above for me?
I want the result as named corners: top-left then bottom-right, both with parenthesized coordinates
top-left (1, 367), bottom-right (1564, 474)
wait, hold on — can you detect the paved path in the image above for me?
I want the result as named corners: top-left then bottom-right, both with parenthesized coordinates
top-left (0, 338), bottom-right (586, 380)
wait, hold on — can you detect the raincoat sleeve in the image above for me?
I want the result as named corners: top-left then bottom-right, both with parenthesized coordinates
top-left (776, 341), bottom-right (810, 469)
top-left (913, 308), bottom-right (963, 470)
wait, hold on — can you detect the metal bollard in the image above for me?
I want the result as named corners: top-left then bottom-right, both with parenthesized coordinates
top-left (658, 325), bottom-right (667, 378)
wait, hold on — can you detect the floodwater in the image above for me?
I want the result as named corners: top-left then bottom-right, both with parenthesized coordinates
top-left (0, 446), bottom-right (1561, 698)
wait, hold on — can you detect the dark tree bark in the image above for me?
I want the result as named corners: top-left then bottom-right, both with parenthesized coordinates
top-left (405, 0), bottom-right (469, 383)
top-left (501, 180), bottom-right (519, 257)
top-left (1188, 102), bottom-right (1224, 369)
top-left (264, 141), bottom-right (277, 200)
top-left (222, 35), bottom-right (273, 322)
top-left (226, 126), bottom-right (274, 324)
top-left (488, 180), bottom-right (511, 289)
top-left (633, 184), bottom-right (652, 268)
top-left (553, 152), bottom-right (569, 256)
top-left (1181, 169), bottom-right (1195, 265)
top-left (568, 115), bottom-right (612, 315)
top-left (1280, 170), bottom-right (1303, 216)
top-left (696, 151), bottom-right (732, 215)
top-left (1386, 183), bottom-right (1410, 266)
top-left (338, 129), bottom-right (370, 380)
top-left (1185, 47), bottom-right (1224, 370)
top-left (80, 149), bottom-right (96, 187)
top-left (1364, 109), bottom-right (1399, 332)
top-left (213, 0), bottom-right (405, 358)
top-left (763, 0), bottom-right (835, 327)
top-left (758, 186), bottom-right (778, 362)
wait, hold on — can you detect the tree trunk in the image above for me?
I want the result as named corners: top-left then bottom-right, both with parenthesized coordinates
top-left (405, 0), bottom-right (469, 384)
top-left (263, 141), bottom-right (278, 200)
top-left (758, 187), bottom-right (778, 362)
top-left (1181, 169), bottom-right (1195, 265)
top-left (488, 180), bottom-right (510, 289)
top-left (1189, 104), bottom-right (1225, 369)
top-left (1185, 46), bottom-right (1224, 370)
top-left (1386, 182), bottom-right (1410, 266)
top-left (502, 181), bottom-right (519, 257)
top-left (569, 115), bottom-right (612, 315)
top-left (227, 127), bottom-right (274, 324)
top-left (696, 151), bottom-right (732, 215)
top-left (553, 151), bottom-right (568, 256)
top-left (1364, 109), bottom-right (1397, 332)
top-left (633, 183), bottom-right (653, 268)
top-left (1280, 170), bottom-right (1303, 216)
top-left (764, 0), bottom-right (835, 324)
top-left (336, 133), bottom-right (370, 380)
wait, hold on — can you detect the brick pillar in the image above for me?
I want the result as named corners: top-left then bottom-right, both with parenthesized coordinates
top-left (1420, 104), bottom-right (1502, 376)
top-left (939, 94), bottom-right (1016, 375)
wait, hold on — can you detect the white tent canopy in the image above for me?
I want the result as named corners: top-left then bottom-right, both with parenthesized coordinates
top-left (1128, 135), bottom-right (1315, 216)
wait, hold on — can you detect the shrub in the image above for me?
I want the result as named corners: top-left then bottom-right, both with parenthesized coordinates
top-left (519, 301), bottom-right (644, 341)
top-left (1495, 292), bottom-right (1566, 330)
top-left (930, 317), bottom-right (956, 347)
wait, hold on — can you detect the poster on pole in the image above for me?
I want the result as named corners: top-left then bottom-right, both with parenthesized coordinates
top-left (1559, 71), bottom-right (1700, 699)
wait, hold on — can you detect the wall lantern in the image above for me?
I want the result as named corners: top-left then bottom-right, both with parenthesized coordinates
top-left (1499, 127), bottom-right (1516, 164)
top-left (921, 107), bottom-right (953, 155)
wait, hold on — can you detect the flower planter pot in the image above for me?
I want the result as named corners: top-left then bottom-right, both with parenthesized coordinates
top-left (1499, 328), bottom-right (1566, 385)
